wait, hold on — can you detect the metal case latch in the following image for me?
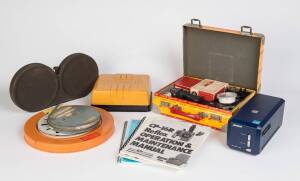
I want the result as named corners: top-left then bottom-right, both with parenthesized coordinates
top-left (191, 18), bottom-right (202, 27)
top-left (241, 25), bottom-right (253, 36)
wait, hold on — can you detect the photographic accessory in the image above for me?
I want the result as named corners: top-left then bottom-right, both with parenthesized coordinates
top-left (37, 115), bottom-right (86, 138)
top-left (153, 19), bottom-right (264, 130)
top-left (170, 87), bottom-right (202, 103)
top-left (91, 74), bottom-right (151, 112)
top-left (174, 76), bottom-right (201, 90)
top-left (25, 106), bottom-right (114, 153)
top-left (10, 53), bottom-right (98, 112)
top-left (217, 92), bottom-right (237, 104)
top-left (190, 79), bottom-right (228, 102)
top-left (47, 105), bottom-right (101, 134)
top-left (10, 53), bottom-right (115, 153)
top-left (227, 94), bottom-right (285, 155)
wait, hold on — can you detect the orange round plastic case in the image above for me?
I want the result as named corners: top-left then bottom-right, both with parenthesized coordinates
top-left (24, 107), bottom-right (114, 153)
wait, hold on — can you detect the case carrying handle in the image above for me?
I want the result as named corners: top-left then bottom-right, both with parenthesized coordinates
top-left (170, 105), bottom-right (203, 121)
top-left (241, 25), bottom-right (253, 35)
top-left (191, 19), bottom-right (202, 27)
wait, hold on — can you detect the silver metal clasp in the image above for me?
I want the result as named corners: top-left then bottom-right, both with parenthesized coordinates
top-left (241, 25), bottom-right (253, 36)
top-left (191, 18), bottom-right (202, 27)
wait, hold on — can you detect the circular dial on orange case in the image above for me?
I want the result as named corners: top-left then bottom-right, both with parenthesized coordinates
top-left (24, 107), bottom-right (114, 153)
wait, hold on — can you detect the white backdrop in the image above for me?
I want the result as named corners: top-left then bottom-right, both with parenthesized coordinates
top-left (0, 0), bottom-right (299, 181)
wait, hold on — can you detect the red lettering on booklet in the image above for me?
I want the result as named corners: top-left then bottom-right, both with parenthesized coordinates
top-left (80, 132), bottom-right (100, 141)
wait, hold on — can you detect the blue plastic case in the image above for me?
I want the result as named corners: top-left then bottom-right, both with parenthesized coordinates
top-left (227, 94), bottom-right (285, 155)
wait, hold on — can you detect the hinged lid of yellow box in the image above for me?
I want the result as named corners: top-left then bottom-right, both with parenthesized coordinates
top-left (183, 19), bottom-right (265, 91)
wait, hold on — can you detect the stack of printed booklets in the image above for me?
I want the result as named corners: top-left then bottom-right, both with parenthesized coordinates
top-left (117, 115), bottom-right (211, 169)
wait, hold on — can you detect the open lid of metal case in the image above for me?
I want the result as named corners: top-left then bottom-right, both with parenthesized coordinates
top-left (183, 19), bottom-right (265, 91)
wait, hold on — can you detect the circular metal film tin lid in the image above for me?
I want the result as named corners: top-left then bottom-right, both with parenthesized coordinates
top-left (47, 105), bottom-right (101, 134)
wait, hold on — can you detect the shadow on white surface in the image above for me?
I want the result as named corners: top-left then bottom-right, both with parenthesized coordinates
top-left (209, 129), bottom-right (227, 146)
top-left (0, 85), bottom-right (20, 112)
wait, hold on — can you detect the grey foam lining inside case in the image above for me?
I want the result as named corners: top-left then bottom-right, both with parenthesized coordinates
top-left (183, 25), bottom-right (261, 90)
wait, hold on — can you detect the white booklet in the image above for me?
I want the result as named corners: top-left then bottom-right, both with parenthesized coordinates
top-left (119, 115), bottom-right (211, 169)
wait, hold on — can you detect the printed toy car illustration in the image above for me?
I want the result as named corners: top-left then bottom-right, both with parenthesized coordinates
top-left (174, 77), bottom-right (228, 102)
